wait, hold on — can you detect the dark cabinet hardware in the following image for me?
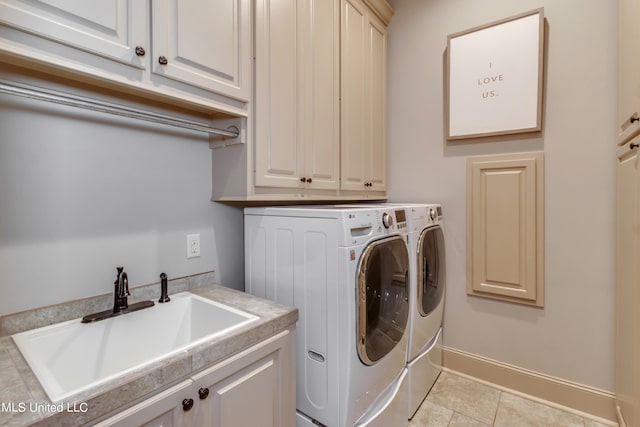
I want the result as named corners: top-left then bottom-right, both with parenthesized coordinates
top-left (198, 387), bottom-right (210, 400)
top-left (631, 116), bottom-right (640, 124)
top-left (158, 56), bottom-right (168, 65)
top-left (182, 398), bottom-right (194, 412)
top-left (300, 177), bottom-right (312, 183)
top-left (135, 46), bottom-right (146, 56)
top-left (631, 142), bottom-right (639, 149)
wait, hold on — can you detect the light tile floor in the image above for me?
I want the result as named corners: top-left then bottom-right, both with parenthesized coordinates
top-left (409, 372), bottom-right (616, 427)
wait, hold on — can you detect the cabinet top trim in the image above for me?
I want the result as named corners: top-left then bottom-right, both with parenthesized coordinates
top-left (363, 0), bottom-right (394, 24)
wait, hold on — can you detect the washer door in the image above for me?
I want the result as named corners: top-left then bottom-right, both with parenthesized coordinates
top-left (417, 225), bottom-right (446, 317)
top-left (357, 236), bottom-right (410, 365)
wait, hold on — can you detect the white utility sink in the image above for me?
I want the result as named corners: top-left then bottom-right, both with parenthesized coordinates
top-left (12, 292), bottom-right (259, 402)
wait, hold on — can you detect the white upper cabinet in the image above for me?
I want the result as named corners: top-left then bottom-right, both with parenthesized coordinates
top-left (0, 0), bottom-right (250, 115)
top-left (151, 0), bottom-right (250, 102)
top-left (212, 0), bottom-right (392, 202)
top-left (254, 0), bottom-right (340, 191)
top-left (0, 0), bottom-right (146, 69)
top-left (340, 0), bottom-right (388, 192)
top-left (619, 0), bottom-right (640, 143)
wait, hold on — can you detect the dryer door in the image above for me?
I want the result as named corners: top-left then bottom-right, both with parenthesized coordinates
top-left (417, 225), bottom-right (446, 317)
top-left (357, 236), bottom-right (410, 365)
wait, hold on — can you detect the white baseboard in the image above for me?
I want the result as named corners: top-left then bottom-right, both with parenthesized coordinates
top-left (442, 346), bottom-right (617, 425)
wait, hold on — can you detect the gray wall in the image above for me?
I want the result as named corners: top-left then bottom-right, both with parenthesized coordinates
top-left (0, 66), bottom-right (245, 316)
top-left (387, 0), bottom-right (616, 392)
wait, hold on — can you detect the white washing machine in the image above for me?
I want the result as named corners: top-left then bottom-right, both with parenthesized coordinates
top-left (244, 205), bottom-right (411, 427)
top-left (405, 204), bottom-right (445, 419)
top-left (340, 203), bottom-right (446, 419)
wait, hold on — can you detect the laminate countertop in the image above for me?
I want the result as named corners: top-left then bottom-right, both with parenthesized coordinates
top-left (0, 280), bottom-right (297, 427)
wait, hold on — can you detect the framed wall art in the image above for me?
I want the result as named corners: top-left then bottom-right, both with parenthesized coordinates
top-left (446, 8), bottom-right (545, 140)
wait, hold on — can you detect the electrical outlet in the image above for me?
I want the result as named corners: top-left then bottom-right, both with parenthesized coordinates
top-left (186, 234), bottom-right (200, 259)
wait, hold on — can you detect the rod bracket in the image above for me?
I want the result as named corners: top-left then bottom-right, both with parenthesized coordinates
top-left (209, 118), bottom-right (245, 148)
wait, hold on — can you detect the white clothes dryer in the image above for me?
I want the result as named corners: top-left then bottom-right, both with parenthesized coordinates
top-left (405, 204), bottom-right (445, 419)
top-left (244, 205), bottom-right (411, 427)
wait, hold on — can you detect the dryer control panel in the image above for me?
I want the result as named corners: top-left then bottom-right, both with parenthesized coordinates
top-left (342, 208), bottom-right (408, 246)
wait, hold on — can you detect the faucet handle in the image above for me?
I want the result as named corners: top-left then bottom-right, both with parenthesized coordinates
top-left (121, 272), bottom-right (130, 296)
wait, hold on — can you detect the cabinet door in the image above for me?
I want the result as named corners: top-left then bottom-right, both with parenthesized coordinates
top-left (254, 0), bottom-right (339, 190)
top-left (366, 13), bottom-right (388, 191)
top-left (254, 0), bottom-right (303, 189)
top-left (92, 380), bottom-right (193, 427)
top-left (151, 0), bottom-right (250, 101)
top-left (615, 138), bottom-right (640, 426)
top-left (192, 329), bottom-right (295, 427)
top-left (0, 0), bottom-right (146, 69)
top-left (619, 0), bottom-right (640, 141)
top-left (299, 0), bottom-right (340, 190)
top-left (340, 0), bottom-right (387, 191)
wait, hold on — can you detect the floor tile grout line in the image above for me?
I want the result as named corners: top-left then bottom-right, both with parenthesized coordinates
top-left (414, 371), bottom-right (616, 427)
top-left (441, 369), bottom-right (617, 426)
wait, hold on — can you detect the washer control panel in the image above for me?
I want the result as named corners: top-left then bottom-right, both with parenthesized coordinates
top-left (382, 212), bottom-right (393, 229)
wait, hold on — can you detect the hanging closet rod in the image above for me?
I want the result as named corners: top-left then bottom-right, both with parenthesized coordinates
top-left (0, 80), bottom-right (240, 138)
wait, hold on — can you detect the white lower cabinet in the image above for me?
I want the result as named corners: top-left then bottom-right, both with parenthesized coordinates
top-left (93, 328), bottom-right (295, 427)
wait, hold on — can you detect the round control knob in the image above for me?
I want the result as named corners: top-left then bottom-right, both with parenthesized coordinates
top-left (382, 212), bottom-right (393, 229)
top-left (429, 208), bottom-right (437, 221)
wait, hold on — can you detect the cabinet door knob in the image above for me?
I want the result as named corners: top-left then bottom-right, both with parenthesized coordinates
top-left (135, 46), bottom-right (146, 56)
top-left (631, 116), bottom-right (640, 124)
top-left (306, 178), bottom-right (312, 183)
top-left (182, 398), bottom-right (194, 412)
top-left (300, 177), bottom-right (306, 183)
top-left (631, 142), bottom-right (639, 149)
top-left (198, 387), bottom-right (210, 400)
top-left (158, 56), bottom-right (168, 65)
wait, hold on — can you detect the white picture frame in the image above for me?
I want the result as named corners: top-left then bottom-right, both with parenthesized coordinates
top-left (446, 8), bottom-right (545, 140)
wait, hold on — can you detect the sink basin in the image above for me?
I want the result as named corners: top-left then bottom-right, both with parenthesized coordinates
top-left (12, 292), bottom-right (259, 402)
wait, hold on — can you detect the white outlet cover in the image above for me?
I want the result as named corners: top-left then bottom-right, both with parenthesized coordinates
top-left (186, 234), bottom-right (200, 259)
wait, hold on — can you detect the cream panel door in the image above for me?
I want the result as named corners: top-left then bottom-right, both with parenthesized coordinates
top-left (0, 0), bottom-right (146, 68)
top-left (341, 0), bottom-right (388, 191)
top-left (300, 0), bottom-right (340, 189)
top-left (193, 329), bottom-right (296, 427)
top-left (366, 14), bottom-right (387, 191)
top-left (340, 0), bottom-right (367, 191)
top-left (254, 0), bottom-right (301, 188)
top-left (206, 358), bottom-right (277, 426)
top-left (93, 380), bottom-right (193, 427)
top-left (615, 138), bottom-right (640, 427)
top-left (255, 0), bottom-right (339, 190)
top-left (619, 0), bottom-right (640, 142)
top-left (151, 0), bottom-right (250, 101)
top-left (467, 152), bottom-right (544, 306)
